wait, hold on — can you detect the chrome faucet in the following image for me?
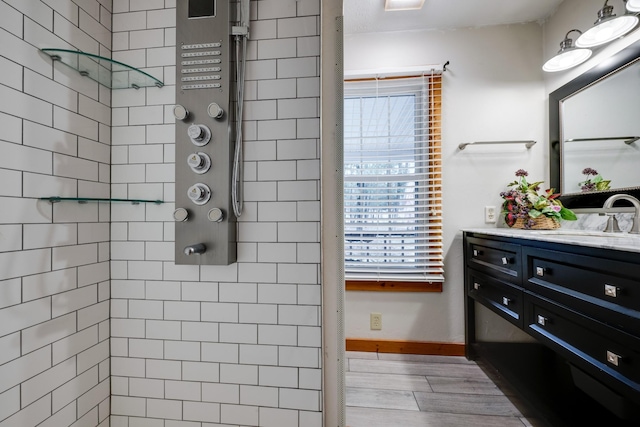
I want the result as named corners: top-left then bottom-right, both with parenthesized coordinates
top-left (602, 194), bottom-right (640, 234)
top-left (184, 243), bottom-right (206, 255)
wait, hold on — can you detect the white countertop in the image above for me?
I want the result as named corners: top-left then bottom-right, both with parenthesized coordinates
top-left (463, 227), bottom-right (640, 254)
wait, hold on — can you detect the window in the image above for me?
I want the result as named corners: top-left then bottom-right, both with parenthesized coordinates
top-left (343, 73), bottom-right (443, 291)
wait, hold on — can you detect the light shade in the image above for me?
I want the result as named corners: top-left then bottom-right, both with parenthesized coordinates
top-left (576, 3), bottom-right (639, 47)
top-left (385, 0), bottom-right (426, 11)
top-left (543, 30), bottom-right (593, 72)
top-left (627, 0), bottom-right (640, 12)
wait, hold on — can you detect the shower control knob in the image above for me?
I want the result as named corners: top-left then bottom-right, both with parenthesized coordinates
top-left (187, 183), bottom-right (211, 205)
top-left (187, 152), bottom-right (211, 174)
top-left (207, 208), bottom-right (224, 222)
top-left (207, 102), bottom-right (224, 119)
top-left (173, 208), bottom-right (189, 222)
top-left (187, 124), bottom-right (211, 146)
top-left (173, 104), bottom-right (189, 121)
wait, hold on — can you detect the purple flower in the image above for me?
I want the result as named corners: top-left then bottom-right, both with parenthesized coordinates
top-left (515, 169), bottom-right (528, 177)
top-left (551, 205), bottom-right (561, 212)
top-left (582, 167), bottom-right (598, 176)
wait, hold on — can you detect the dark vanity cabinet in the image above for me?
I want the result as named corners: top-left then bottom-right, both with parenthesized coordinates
top-left (464, 231), bottom-right (640, 425)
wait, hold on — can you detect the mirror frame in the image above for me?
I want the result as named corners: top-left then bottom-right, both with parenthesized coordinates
top-left (550, 39), bottom-right (640, 208)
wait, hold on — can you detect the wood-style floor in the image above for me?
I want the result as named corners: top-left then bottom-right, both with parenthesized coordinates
top-left (345, 351), bottom-right (546, 427)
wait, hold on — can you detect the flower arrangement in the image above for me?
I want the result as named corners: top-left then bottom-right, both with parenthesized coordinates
top-left (579, 167), bottom-right (610, 192)
top-left (500, 169), bottom-right (577, 229)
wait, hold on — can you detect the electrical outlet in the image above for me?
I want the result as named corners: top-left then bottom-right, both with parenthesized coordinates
top-left (485, 206), bottom-right (497, 223)
top-left (370, 313), bottom-right (382, 330)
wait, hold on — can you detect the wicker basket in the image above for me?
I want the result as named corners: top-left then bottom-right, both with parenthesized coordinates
top-left (511, 216), bottom-right (560, 230)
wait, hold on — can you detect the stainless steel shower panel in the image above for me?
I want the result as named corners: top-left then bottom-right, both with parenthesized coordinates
top-left (175, 0), bottom-right (237, 265)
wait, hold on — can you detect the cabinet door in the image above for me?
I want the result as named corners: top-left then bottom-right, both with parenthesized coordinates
top-left (466, 236), bottom-right (521, 284)
top-left (524, 247), bottom-right (640, 339)
top-left (524, 291), bottom-right (640, 405)
top-left (467, 269), bottom-right (524, 328)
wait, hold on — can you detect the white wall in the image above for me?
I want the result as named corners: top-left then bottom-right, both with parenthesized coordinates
top-left (344, 23), bottom-right (547, 342)
top-left (110, 1), bottom-right (323, 426)
top-left (0, 1), bottom-right (112, 426)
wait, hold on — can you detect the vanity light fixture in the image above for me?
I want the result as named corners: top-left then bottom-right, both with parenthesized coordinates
top-left (575, 0), bottom-right (639, 48)
top-left (627, 0), bottom-right (640, 12)
top-left (385, 0), bottom-right (426, 11)
top-left (543, 30), bottom-right (593, 72)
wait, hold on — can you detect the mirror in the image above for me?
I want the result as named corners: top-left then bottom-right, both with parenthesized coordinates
top-left (550, 39), bottom-right (640, 208)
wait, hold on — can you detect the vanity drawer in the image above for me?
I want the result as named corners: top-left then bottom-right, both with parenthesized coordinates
top-left (466, 236), bottom-right (521, 283)
top-left (467, 269), bottom-right (524, 328)
top-left (524, 247), bottom-right (640, 338)
top-left (524, 292), bottom-right (640, 404)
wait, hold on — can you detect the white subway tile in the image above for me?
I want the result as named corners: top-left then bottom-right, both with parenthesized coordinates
top-left (279, 388), bottom-right (320, 411)
top-left (112, 125), bottom-right (146, 145)
top-left (297, 201), bottom-right (320, 222)
top-left (243, 182), bottom-right (277, 202)
top-left (199, 263), bottom-right (239, 283)
top-left (250, 19), bottom-right (277, 40)
top-left (297, 77), bottom-right (320, 98)
top-left (147, 398), bottom-right (182, 420)
top-left (0, 225), bottom-right (22, 252)
top-left (257, 119), bottom-right (296, 140)
top-left (278, 180), bottom-right (318, 201)
top-left (239, 344), bottom-right (278, 366)
top-left (128, 260), bottom-right (164, 280)
top-left (257, 283), bottom-right (297, 304)
top-left (78, 138), bottom-right (111, 164)
top-left (183, 401), bottom-right (220, 423)
top-left (111, 280), bottom-right (145, 299)
top-left (130, 29), bottom-right (165, 49)
top-left (165, 380), bottom-right (201, 401)
top-left (0, 386), bottom-right (20, 424)
top-left (111, 395), bottom-right (146, 417)
top-left (113, 11), bottom-right (147, 31)
top-left (52, 243), bottom-right (98, 270)
top-left (21, 357), bottom-right (76, 407)
top-left (181, 282), bottom-right (218, 302)
top-left (78, 224), bottom-right (110, 244)
top-left (258, 38), bottom-right (296, 60)
top-left (146, 320), bottom-right (181, 340)
top-left (219, 323), bottom-right (257, 344)
top-left (258, 366), bottom-right (297, 388)
top-left (240, 385), bottom-right (278, 408)
top-left (278, 222), bottom-right (319, 242)
top-left (147, 8), bottom-right (176, 28)
top-left (0, 248), bottom-right (52, 281)
top-left (129, 0), bottom-right (164, 11)
top-left (146, 163), bottom-right (174, 182)
top-left (243, 140), bottom-right (277, 162)
top-left (111, 318), bottom-right (145, 338)
top-left (51, 285), bottom-right (98, 318)
top-left (182, 321), bottom-right (218, 342)
top-left (297, 117), bottom-right (320, 138)
top-left (182, 361), bottom-right (219, 383)
top-left (297, 35), bottom-right (320, 57)
top-left (147, 46), bottom-right (175, 67)
top-left (77, 340), bottom-right (109, 373)
top-left (0, 169), bottom-right (21, 197)
top-left (258, 161), bottom-right (297, 181)
top-left (298, 0), bottom-right (321, 16)
top-left (129, 144), bottom-right (165, 164)
top-left (202, 383), bottom-right (239, 404)
top-left (165, 340), bottom-right (200, 361)
top-left (0, 279), bottom-right (21, 311)
top-left (22, 268), bottom-right (77, 302)
top-left (0, 346), bottom-right (51, 395)
top-left (299, 367), bottom-right (322, 390)
top-left (297, 284), bottom-right (321, 305)
top-left (237, 242), bottom-right (257, 263)
top-left (129, 377), bottom-right (164, 398)
top-left (111, 357), bottom-right (146, 378)
top-left (279, 346), bottom-right (319, 368)
top-left (163, 262), bottom-right (199, 281)
top-left (278, 263), bottom-right (318, 285)
top-left (24, 69), bottom-right (78, 112)
top-left (257, 0), bottom-right (296, 19)
top-left (277, 57), bottom-right (317, 79)
top-left (245, 59), bottom-right (277, 80)
top-left (237, 263), bottom-right (276, 283)
top-left (111, 299), bottom-right (128, 318)
top-left (76, 378), bottom-right (109, 418)
top-left (112, 164), bottom-right (146, 183)
top-left (145, 241), bottom-right (173, 260)
top-left (279, 98), bottom-right (317, 119)
top-left (54, 106), bottom-right (99, 141)
top-left (201, 343), bottom-right (238, 364)
top-left (220, 363), bottom-right (258, 385)
top-left (0, 395), bottom-right (51, 427)
top-left (0, 1), bottom-right (23, 37)
top-left (3, 23), bottom-right (51, 78)
top-left (259, 407), bottom-right (298, 427)
top-left (146, 280), bottom-right (181, 300)
top-left (129, 299), bottom-right (164, 319)
top-left (54, 153), bottom-right (99, 181)
top-left (239, 304), bottom-right (277, 324)
top-left (219, 282), bottom-right (257, 303)
top-left (129, 338), bottom-right (164, 359)
top-left (112, 241), bottom-right (145, 260)
top-left (257, 325), bottom-right (297, 346)
top-left (53, 202), bottom-right (98, 224)
top-left (129, 105), bottom-right (164, 125)
top-left (0, 141), bottom-right (52, 175)
top-left (146, 124), bottom-right (175, 143)
top-left (165, 301), bottom-right (200, 321)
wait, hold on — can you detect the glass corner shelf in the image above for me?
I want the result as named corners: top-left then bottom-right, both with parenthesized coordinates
top-left (40, 197), bottom-right (164, 205)
top-left (40, 48), bottom-right (164, 90)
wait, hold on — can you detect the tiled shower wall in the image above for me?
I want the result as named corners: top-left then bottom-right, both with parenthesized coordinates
top-left (0, 0), bottom-right (112, 426)
top-left (110, 0), bottom-right (322, 426)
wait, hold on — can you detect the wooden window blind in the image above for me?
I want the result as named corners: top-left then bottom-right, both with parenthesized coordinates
top-left (343, 73), bottom-right (443, 286)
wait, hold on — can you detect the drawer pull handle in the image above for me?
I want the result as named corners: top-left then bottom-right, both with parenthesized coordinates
top-left (473, 249), bottom-right (482, 257)
top-left (473, 282), bottom-right (481, 290)
top-left (536, 267), bottom-right (545, 277)
top-left (537, 315), bottom-right (548, 326)
top-left (501, 257), bottom-right (509, 265)
top-left (502, 297), bottom-right (511, 306)
top-left (604, 284), bottom-right (620, 298)
top-left (606, 351), bottom-right (622, 367)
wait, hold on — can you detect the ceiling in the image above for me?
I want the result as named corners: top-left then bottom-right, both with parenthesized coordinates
top-left (344, 0), bottom-right (565, 34)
